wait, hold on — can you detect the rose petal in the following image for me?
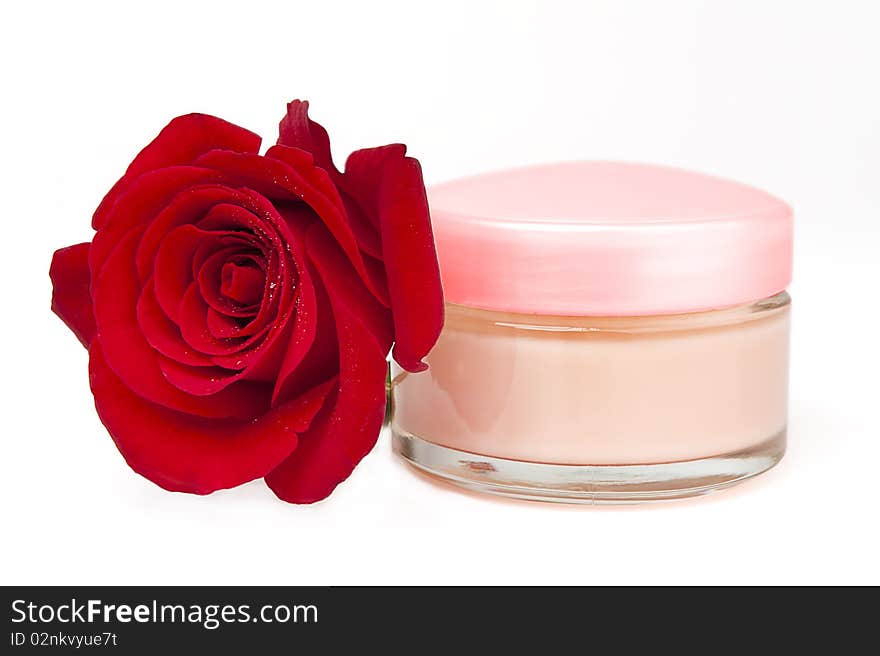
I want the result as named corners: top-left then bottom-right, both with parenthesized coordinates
top-left (178, 282), bottom-right (253, 355)
top-left (178, 194), bottom-right (307, 382)
top-left (93, 229), bottom-right (270, 419)
top-left (153, 222), bottom-right (256, 325)
top-left (136, 279), bottom-right (214, 367)
top-left (195, 147), bottom-right (390, 307)
top-left (269, 273), bottom-right (317, 405)
top-left (136, 184), bottom-right (248, 282)
top-left (153, 224), bottom-right (208, 324)
top-left (178, 276), bottom-right (289, 382)
top-left (93, 114), bottom-right (260, 230)
top-left (215, 191), bottom-right (313, 382)
top-left (206, 307), bottom-right (247, 339)
top-left (339, 193), bottom-right (383, 259)
top-left (276, 101), bottom-right (384, 258)
top-left (271, 265), bottom-right (339, 405)
top-left (221, 260), bottom-right (265, 305)
top-left (159, 356), bottom-right (245, 396)
top-left (89, 342), bottom-right (334, 494)
top-left (175, 200), bottom-right (294, 358)
top-left (346, 147), bottom-right (444, 372)
top-left (50, 243), bottom-right (96, 347)
top-left (277, 100), bottom-right (340, 178)
top-left (89, 166), bottom-right (223, 288)
top-left (264, 223), bottom-right (392, 503)
top-left (198, 249), bottom-right (264, 324)
top-left (342, 144), bottom-right (407, 228)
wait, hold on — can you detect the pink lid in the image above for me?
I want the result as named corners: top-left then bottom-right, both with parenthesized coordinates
top-left (428, 161), bottom-right (793, 316)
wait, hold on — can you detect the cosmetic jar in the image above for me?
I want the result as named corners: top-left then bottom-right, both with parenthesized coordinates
top-left (390, 162), bottom-right (792, 503)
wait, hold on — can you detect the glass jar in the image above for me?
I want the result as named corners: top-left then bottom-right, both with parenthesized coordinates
top-left (390, 162), bottom-right (793, 503)
top-left (392, 292), bottom-right (789, 502)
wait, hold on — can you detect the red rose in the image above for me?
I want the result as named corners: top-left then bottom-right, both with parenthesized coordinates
top-left (49, 100), bottom-right (443, 503)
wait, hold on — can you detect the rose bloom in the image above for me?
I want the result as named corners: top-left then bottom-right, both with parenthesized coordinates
top-left (50, 101), bottom-right (443, 503)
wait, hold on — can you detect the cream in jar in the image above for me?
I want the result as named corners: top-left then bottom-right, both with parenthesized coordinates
top-left (391, 162), bottom-right (792, 503)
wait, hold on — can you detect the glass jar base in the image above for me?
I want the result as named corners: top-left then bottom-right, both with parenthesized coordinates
top-left (392, 429), bottom-right (786, 504)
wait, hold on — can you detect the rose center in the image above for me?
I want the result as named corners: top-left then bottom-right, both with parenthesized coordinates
top-left (220, 260), bottom-right (265, 306)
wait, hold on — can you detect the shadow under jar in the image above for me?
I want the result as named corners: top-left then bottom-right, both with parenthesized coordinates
top-left (390, 162), bottom-right (793, 503)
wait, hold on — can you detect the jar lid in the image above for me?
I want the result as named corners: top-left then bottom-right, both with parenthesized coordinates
top-left (428, 161), bottom-right (793, 316)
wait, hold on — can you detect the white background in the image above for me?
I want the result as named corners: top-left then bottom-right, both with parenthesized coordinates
top-left (2, 0), bottom-right (878, 585)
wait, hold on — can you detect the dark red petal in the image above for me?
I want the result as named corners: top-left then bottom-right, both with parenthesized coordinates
top-left (260, 145), bottom-right (358, 258)
top-left (89, 343), bottom-right (334, 495)
top-left (178, 281), bottom-right (254, 355)
top-left (93, 114), bottom-right (260, 230)
top-left (159, 357), bottom-right (245, 396)
top-left (198, 249), bottom-right (264, 323)
top-left (152, 224), bottom-right (206, 324)
top-left (152, 222), bottom-right (254, 326)
top-left (206, 307), bottom-right (244, 339)
top-left (180, 193), bottom-right (309, 383)
top-left (174, 202), bottom-right (290, 356)
top-left (277, 100), bottom-right (340, 177)
top-left (347, 148), bottom-right (444, 372)
top-left (221, 261), bottom-right (264, 305)
top-left (89, 166), bottom-right (223, 287)
top-left (93, 229), bottom-right (269, 419)
top-left (267, 203), bottom-right (321, 404)
top-left (50, 243), bottom-right (96, 347)
top-left (270, 275), bottom-right (317, 405)
top-left (233, 144), bottom-right (389, 306)
top-left (277, 101), bottom-right (383, 258)
top-left (264, 223), bottom-right (392, 503)
top-left (136, 280), bottom-right (213, 367)
top-left (178, 279), bottom-right (290, 382)
top-left (339, 192), bottom-right (382, 259)
top-left (270, 267), bottom-right (339, 405)
top-left (343, 144), bottom-right (407, 229)
top-left (306, 222), bottom-right (393, 354)
top-left (136, 184), bottom-right (247, 281)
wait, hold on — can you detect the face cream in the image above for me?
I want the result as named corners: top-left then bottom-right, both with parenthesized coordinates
top-left (390, 162), bottom-right (793, 503)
